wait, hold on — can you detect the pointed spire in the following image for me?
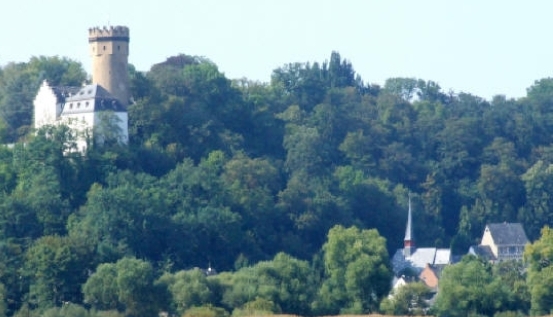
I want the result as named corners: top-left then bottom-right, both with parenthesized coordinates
top-left (404, 194), bottom-right (415, 257)
top-left (405, 195), bottom-right (413, 241)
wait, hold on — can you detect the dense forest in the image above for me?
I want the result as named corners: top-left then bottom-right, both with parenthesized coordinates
top-left (1, 52), bottom-right (553, 317)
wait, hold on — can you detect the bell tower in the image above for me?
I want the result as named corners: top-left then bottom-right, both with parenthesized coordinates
top-left (88, 26), bottom-right (130, 106)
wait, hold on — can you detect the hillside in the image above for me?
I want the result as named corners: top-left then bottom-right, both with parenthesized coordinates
top-left (0, 52), bottom-right (552, 316)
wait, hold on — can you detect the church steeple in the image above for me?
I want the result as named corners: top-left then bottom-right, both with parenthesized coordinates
top-left (403, 195), bottom-right (415, 257)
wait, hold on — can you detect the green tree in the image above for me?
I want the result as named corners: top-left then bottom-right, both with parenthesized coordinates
top-left (0, 62), bottom-right (38, 141)
top-left (221, 152), bottom-right (283, 259)
top-left (524, 226), bottom-right (553, 315)
top-left (158, 269), bottom-right (213, 315)
top-left (277, 171), bottom-right (347, 257)
top-left (232, 297), bottom-right (280, 317)
top-left (380, 282), bottom-right (431, 315)
top-left (41, 303), bottom-right (90, 317)
top-left (22, 124), bottom-right (86, 209)
top-left (26, 56), bottom-right (87, 87)
top-left (219, 252), bottom-right (315, 316)
top-left (0, 238), bottom-right (29, 317)
top-left (313, 225), bottom-right (391, 315)
top-left (83, 257), bottom-right (161, 317)
top-left (271, 62), bottom-right (326, 111)
top-left (82, 262), bottom-right (119, 311)
top-left (332, 166), bottom-right (405, 249)
top-left (492, 260), bottom-right (529, 314)
top-left (68, 170), bottom-right (171, 264)
top-left (0, 136), bottom-right (77, 241)
top-left (151, 152), bottom-right (245, 270)
top-left (232, 79), bottom-right (286, 158)
top-left (339, 128), bottom-right (384, 172)
top-left (142, 55), bottom-right (246, 162)
top-left (524, 78), bottom-right (553, 147)
top-left (23, 235), bottom-right (91, 310)
top-left (93, 111), bottom-right (126, 148)
top-left (383, 77), bottom-right (419, 102)
top-left (282, 124), bottom-right (324, 175)
top-left (519, 161), bottom-right (553, 240)
top-left (183, 305), bottom-right (229, 317)
top-left (476, 163), bottom-right (524, 223)
top-left (0, 283), bottom-right (6, 317)
top-left (433, 256), bottom-right (511, 317)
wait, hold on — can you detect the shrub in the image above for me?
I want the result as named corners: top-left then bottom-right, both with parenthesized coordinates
top-left (183, 305), bottom-right (229, 317)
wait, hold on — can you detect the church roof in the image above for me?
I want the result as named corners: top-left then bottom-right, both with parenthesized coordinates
top-left (486, 223), bottom-right (529, 246)
top-left (392, 247), bottom-right (451, 275)
top-left (435, 249), bottom-right (451, 264)
top-left (61, 84), bottom-right (125, 115)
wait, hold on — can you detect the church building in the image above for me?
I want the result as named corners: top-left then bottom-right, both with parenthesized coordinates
top-left (391, 197), bottom-right (451, 276)
top-left (33, 25), bottom-right (130, 151)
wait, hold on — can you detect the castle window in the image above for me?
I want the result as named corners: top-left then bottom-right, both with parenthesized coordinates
top-left (118, 45), bottom-right (120, 51)
top-left (103, 45), bottom-right (106, 51)
top-left (85, 101), bottom-right (89, 107)
top-left (77, 103), bottom-right (81, 108)
top-left (69, 103), bottom-right (73, 109)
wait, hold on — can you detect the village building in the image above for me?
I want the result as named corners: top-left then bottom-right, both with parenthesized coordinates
top-left (419, 263), bottom-right (443, 291)
top-left (33, 26), bottom-right (130, 151)
top-left (468, 222), bottom-right (529, 262)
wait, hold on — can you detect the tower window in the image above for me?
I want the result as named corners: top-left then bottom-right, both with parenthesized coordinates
top-left (103, 45), bottom-right (106, 51)
top-left (69, 103), bottom-right (73, 109)
top-left (118, 45), bottom-right (120, 51)
top-left (85, 101), bottom-right (89, 107)
top-left (77, 102), bottom-right (81, 108)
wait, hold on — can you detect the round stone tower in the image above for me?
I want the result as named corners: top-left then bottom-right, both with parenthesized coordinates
top-left (88, 26), bottom-right (130, 106)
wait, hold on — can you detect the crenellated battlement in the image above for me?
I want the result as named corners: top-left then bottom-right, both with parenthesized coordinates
top-left (88, 26), bottom-right (129, 42)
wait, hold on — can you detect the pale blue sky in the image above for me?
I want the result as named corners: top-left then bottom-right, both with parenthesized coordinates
top-left (1, 0), bottom-right (551, 100)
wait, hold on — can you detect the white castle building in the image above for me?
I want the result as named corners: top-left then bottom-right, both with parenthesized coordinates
top-left (33, 25), bottom-right (130, 151)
